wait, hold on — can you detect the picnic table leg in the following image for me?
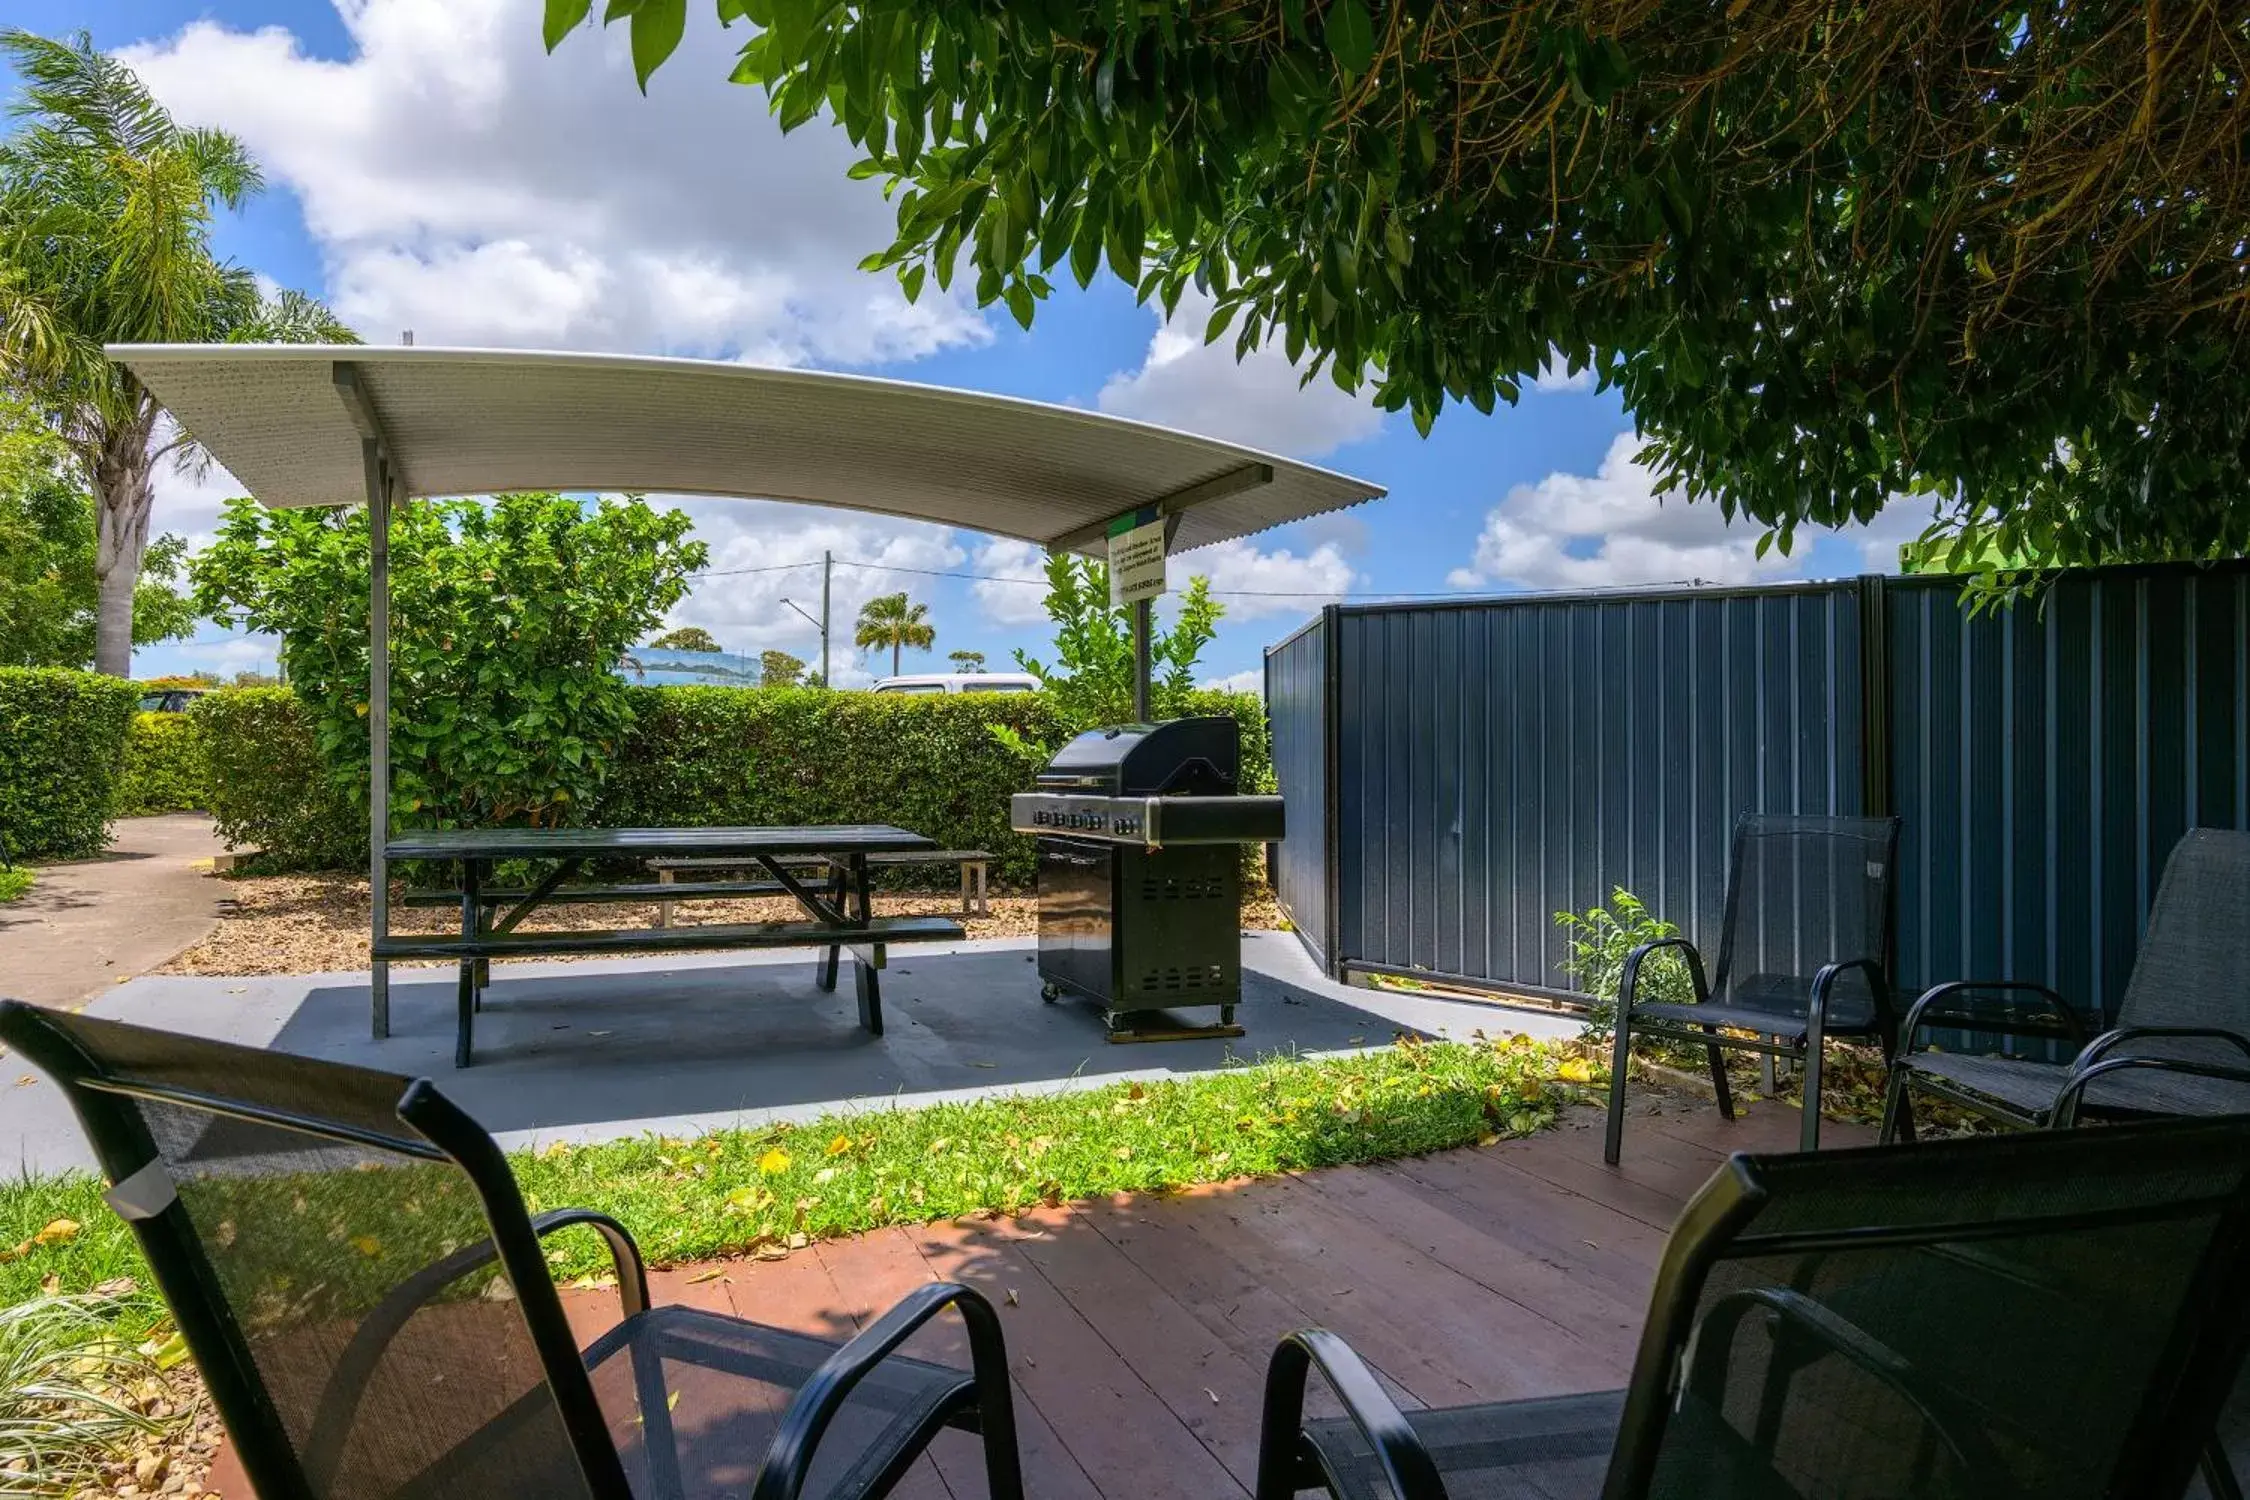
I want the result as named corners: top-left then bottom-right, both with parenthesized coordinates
top-left (850, 853), bottom-right (883, 1036)
top-left (456, 858), bottom-right (480, 1068)
top-left (815, 861), bottom-right (845, 992)
top-left (656, 867), bottom-right (674, 930)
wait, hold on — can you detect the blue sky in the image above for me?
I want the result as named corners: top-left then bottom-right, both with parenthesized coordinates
top-left (8, 0), bottom-right (1923, 691)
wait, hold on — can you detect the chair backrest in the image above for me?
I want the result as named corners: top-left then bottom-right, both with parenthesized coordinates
top-left (2114, 828), bottom-right (2250, 1050)
top-left (0, 1001), bottom-right (627, 1500)
top-left (1606, 1117), bottom-right (2250, 1500)
top-left (1710, 814), bottom-right (1901, 1015)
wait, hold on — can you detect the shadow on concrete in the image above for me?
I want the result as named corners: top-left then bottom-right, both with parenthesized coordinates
top-left (279, 943), bottom-right (1424, 1138)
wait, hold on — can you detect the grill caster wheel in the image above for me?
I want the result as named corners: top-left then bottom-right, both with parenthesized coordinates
top-left (1039, 981), bottom-right (1061, 1004)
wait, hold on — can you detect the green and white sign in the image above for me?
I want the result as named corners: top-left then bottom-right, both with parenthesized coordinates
top-left (1107, 510), bottom-right (1168, 606)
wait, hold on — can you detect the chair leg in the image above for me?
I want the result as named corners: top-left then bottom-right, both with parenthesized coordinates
top-left (1603, 1012), bottom-right (1635, 1165)
top-left (1880, 1066), bottom-right (1917, 1144)
top-left (1704, 1027), bottom-right (1735, 1121)
top-left (2203, 1442), bottom-right (2246, 1500)
top-left (1798, 1043), bottom-right (1824, 1152)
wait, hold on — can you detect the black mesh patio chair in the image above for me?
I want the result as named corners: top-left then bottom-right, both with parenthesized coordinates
top-left (1254, 1116), bottom-right (2250, 1500)
top-left (0, 1001), bottom-right (1024, 1500)
top-left (1881, 827), bottom-right (2250, 1142)
top-left (1604, 813), bottom-right (1902, 1162)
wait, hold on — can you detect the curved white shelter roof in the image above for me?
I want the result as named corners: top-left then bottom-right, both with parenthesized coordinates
top-left (108, 344), bottom-right (1385, 556)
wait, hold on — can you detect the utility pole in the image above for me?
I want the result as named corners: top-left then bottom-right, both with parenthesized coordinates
top-left (821, 550), bottom-right (832, 687)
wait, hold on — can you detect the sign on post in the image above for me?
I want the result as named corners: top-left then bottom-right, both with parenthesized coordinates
top-left (1108, 510), bottom-right (1168, 607)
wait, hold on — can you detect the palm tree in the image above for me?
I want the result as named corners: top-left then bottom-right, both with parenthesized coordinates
top-left (0, 30), bottom-right (356, 676)
top-left (854, 591), bottom-right (935, 677)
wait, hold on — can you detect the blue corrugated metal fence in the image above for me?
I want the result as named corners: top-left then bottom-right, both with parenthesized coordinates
top-left (1266, 562), bottom-right (2250, 1016)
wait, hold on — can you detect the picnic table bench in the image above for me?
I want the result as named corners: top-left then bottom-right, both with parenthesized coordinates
top-left (646, 849), bottom-right (995, 925)
top-left (377, 825), bottom-right (964, 1067)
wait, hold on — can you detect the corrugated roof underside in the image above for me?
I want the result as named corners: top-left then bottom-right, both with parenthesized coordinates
top-left (128, 352), bottom-right (1378, 553)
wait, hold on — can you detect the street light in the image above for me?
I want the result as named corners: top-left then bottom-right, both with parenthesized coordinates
top-left (780, 596), bottom-right (828, 685)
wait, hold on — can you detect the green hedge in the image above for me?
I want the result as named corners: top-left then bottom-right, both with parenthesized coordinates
top-left (0, 668), bottom-right (139, 859)
top-left (188, 684), bottom-right (1272, 881)
top-left (114, 712), bottom-right (209, 815)
top-left (191, 687), bottom-right (363, 870)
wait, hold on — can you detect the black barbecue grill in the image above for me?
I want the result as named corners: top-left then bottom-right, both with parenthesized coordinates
top-left (1010, 717), bottom-right (1284, 1041)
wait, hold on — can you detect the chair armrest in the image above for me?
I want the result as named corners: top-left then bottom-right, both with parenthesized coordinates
top-left (2074, 1026), bottom-right (2250, 1069)
top-left (303, 1208), bottom-right (648, 1488)
top-left (1687, 1288), bottom-right (2008, 1484)
top-left (752, 1282), bottom-right (1017, 1500)
top-left (1620, 936), bottom-right (1710, 1014)
top-left (1808, 958), bottom-right (1891, 1033)
top-left (1256, 1328), bottom-right (1447, 1500)
top-left (1894, 981), bottom-right (2087, 1059)
top-left (2051, 1054), bottom-right (2250, 1127)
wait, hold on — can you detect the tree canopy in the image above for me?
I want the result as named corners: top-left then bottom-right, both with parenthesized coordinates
top-left (854, 590), bottom-right (935, 676)
top-left (648, 624), bottom-right (724, 652)
top-left (556, 0), bottom-right (2250, 570)
top-left (0, 396), bottom-right (192, 668)
top-left (0, 28), bottom-right (353, 674)
top-left (192, 493), bottom-right (706, 832)
top-left (1012, 555), bottom-right (1221, 725)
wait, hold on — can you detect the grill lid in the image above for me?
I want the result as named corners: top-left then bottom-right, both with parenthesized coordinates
top-left (1034, 717), bottom-right (1240, 795)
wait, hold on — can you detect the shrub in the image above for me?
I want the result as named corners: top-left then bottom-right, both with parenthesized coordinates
top-left (191, 688), bottom-right (362, 870)
top-left (113, 712), bottom-right (207, 815)
top-left (0, 667), bottom-right (138, 859)
top-left (187, 684), bottom-right (1272, 882)
top-left (1553, 887), bottom-right (1696, 1044)
top-left (0, 867), bottom-right (32, 902)
top-left (597, 687), bottom-right (1075, 883)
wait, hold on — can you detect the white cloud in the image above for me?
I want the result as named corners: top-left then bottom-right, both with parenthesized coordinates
top-left (121, 0), bottom-right (987, 364)
top-left (969, 538), bottom-right (1051, 626)
top-left (1450, 431), bottom-right (1943, 592)
top-left (1096, 292), bottom-right (1383, 458)
top-left (1199, 668), bottom-right (1263, 697)
top-left (1174, 537), bottom-right (1356, 621)
top-left (661, 500), bottom-right (964, 685)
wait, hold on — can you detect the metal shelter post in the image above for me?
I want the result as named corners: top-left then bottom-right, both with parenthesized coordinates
top-left (1131, 599), bottom-right (1152, 722)
top-left (336, 363), bottom-right (399, 1039)
top-left (364, 440), bottom-right (391, 1037)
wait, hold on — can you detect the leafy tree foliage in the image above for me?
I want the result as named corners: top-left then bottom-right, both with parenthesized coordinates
top-left (947, 648), bottom-right (986, 672)
top-left (190, 493), bottom-right (706, 834)
top-left (0, 29), bottom-right (353, 676)
top-left (1012, 554), bottom-right (1221, 727)
top-left (648, 625), bottom-right (723, 652)
top-left (854, 590), bottom-right (935, 676)
top-left (559, 0), bottom-right (2250, 570)
top-left (0, 399), bottom-right (192, 668)
top-left (759, 647), bottom-right (806, 686)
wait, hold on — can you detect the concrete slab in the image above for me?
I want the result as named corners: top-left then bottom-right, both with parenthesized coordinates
top-left (0, 929), bottom-right (1582, 1176)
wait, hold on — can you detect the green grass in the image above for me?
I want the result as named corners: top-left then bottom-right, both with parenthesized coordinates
top-left (0, 1291), bottom-right (179, 1497)
top-left (0, 1036), bottom-right (1597, 1308)
top-left (0, 868), bottom-right (33, 904)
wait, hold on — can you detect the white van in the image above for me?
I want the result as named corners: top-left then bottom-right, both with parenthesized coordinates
top-left (871, 673), bottom-right (1040, 695)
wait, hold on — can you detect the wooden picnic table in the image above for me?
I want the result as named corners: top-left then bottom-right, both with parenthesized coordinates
top-left (375, 825), bottom-right (964, 1066)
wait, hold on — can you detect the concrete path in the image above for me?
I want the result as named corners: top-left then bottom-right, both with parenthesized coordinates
top-left (0, 929), bottom-right (1584, 1175)
top-left (0, 814), bottom-right (228, 1007)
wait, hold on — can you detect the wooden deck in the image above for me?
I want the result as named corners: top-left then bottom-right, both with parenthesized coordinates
top-left (196, 1095), bottom-right (1862, 1499)
top-left (591, 1097), bottom-right (1861, 1500)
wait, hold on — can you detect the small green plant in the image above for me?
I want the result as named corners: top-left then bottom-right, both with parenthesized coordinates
top-left (0, 867), bottom-right (32, 903)
top-left (1554, 887), bottom-right (1696, 1043)
top-left (0, 1290), bottom-right (178, 1496)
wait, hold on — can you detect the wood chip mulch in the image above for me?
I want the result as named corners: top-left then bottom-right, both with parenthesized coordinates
top-left (161, 873), bottom-right (1289, 978)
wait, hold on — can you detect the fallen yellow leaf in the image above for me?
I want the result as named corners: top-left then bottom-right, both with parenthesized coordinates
top-left (757, 1148), bottom-right (791, 1175)
top-left (351, 1236), bottom-right (383, 1258)
top-left (34, 1218), bottom-right (78, 1247)
top-left (686, 1267), bottom-right (726, 1285)
top-left (825, 1134), bottom-right (853, 1157)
